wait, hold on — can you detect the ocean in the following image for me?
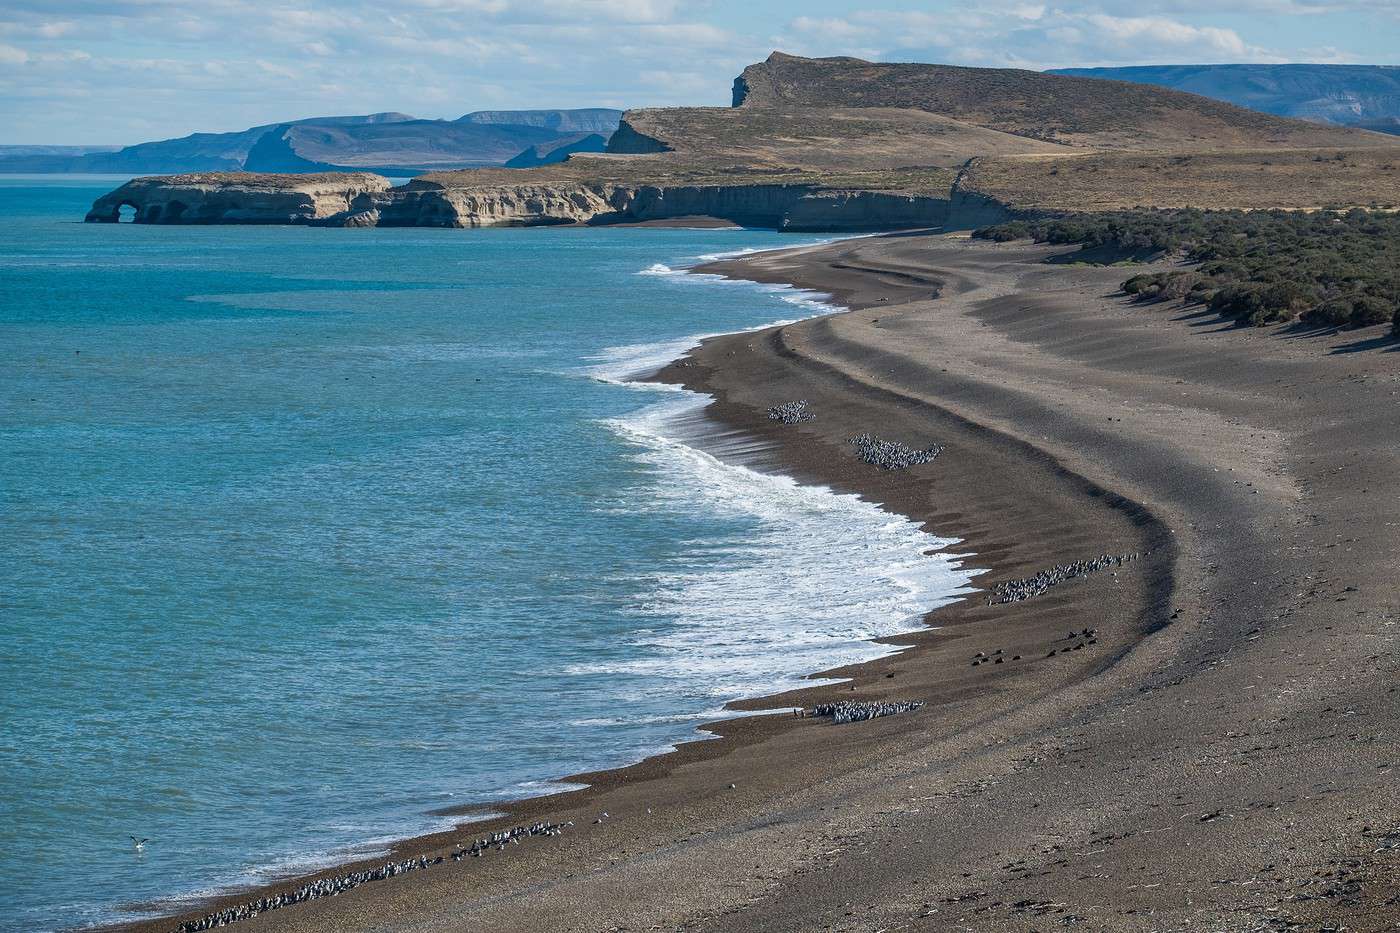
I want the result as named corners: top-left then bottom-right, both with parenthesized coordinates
top-left (0, 177), bottom-right (978, 931)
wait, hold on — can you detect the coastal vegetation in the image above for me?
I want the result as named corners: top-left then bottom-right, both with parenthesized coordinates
top-left (958, 148), bottom-right (1400, 213)
top-left (975, 207), bottom-right (1400, 333)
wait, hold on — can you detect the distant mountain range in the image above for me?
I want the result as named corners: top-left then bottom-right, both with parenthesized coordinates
top-left (1048, 64), bottom-right (1400, 134)
top-left (0, 144), bottom-right (122, 158)
top-left (0, 109), bottom-right (623, 175)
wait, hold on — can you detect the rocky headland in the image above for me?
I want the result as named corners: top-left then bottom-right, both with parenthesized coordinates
top-left (84, 53), bottom-right (1400, 234)
top-left (86, 171), bottom-right (968, 231)
top-left (84, 172), bottom-right (392, 224)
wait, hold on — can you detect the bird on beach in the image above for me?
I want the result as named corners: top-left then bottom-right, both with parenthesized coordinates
top-left (130, 836), bottom-right (148, 852)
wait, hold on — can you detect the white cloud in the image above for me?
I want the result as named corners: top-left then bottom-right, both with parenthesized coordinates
top-left (1106, 0), bottom-right (1399, 12)
top-left (0, 42), bottom-right (29, 65)
top-left (791, 16), bottom-right (876, 40)
top-left (0, 0), bottom-right (1382, 143)
top-left (632, 22), bottom-right (733, 44)
top-left (399, 0), bottom-right (512, 11)
top-left (533, 0), bottom-right (682, 22)
top-left (1080, 13), bottom-right (1254, 57)
top-left (782, 5), bottom-right (1281, 69)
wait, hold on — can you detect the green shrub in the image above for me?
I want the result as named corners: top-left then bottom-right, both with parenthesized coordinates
top-left (982, 221), bottom-right (1030, 242)
top-left (1305, 295), bottom-right (1396, 328)
top-left (1349, 295), bottom-right (1393, 327)
top-left (975, 208), bottom-right (1400, 331)
top-left (1158, 272), bottom-right (1202, 300)
top-left (1305, 298), bottom-right (1355, 327)
top-left (1122, 273), bottom-right (1157, 294)
top-left (1209, 283), bottom-right (1261, 319)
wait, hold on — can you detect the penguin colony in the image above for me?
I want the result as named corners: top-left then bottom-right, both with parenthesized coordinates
top-left (172, 821), bottom-right (569, 931)
top-left (813, 700), bottom-right (924, 724)
top-left (767, 400), bottom-right (815, 424)
top-left (848, 433), bottom-right (944, 470)
top-left (987, 552), bottom-right (1140, 605)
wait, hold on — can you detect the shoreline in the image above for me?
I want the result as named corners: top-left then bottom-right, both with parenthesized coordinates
top-left (105, 230), bottom-right (1400, 932)
top-left (98, 233), bottom-right (982, 933)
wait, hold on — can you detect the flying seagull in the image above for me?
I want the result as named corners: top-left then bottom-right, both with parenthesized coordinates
top-left (130, 836), bottom-right (148, 852)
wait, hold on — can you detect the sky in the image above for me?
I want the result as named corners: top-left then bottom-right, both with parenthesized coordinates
top-left (1, 0), bottom-right (1395, 145)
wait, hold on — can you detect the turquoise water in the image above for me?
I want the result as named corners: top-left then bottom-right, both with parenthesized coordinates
top-left (0, 177), bottom-right (976, 931)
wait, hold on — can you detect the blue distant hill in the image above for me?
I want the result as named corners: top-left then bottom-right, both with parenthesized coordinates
top-left (1048, 64), bottom-right (1400, 134)
top-left (0, 109), bottom-right (624, 174)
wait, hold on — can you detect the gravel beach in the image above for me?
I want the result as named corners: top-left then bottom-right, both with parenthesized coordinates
top-left (115, 232), bottom-right (1400, 933)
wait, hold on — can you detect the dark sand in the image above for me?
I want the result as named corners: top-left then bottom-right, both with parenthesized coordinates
top-left (115, 233), bottom-right (1400, 932)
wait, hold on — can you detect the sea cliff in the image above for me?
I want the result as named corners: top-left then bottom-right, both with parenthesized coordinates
top-left (84, 172), bottom-right (392, 224)
top-left (85, 173), bottom-right (961, 232)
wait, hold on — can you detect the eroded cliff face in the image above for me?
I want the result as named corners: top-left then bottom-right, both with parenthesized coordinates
top-left (83, 172), bottom-right (391, 224)
top-left (339, 182), bottom-right (953, 230)
top-left (86, 174), bottom-right (960, 232)
top-left (782, 190), bottom-right (959, 232)
top-left (344, 181), bottom-right (626, 227)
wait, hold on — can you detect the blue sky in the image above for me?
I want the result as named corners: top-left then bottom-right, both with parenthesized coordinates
top-left (2, 0), bottom-right (1395, 144)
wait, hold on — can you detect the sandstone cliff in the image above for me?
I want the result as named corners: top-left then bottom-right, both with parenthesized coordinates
top-left (87, 173), bottom-right (959, 232)
top-left (84, 172), bottom-right (392, 224)
top-left (343, 180), bottom-right (623, 227)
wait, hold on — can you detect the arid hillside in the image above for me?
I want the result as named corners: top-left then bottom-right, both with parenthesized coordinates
top-left (729, 52), bottom-right (1396, 152)
top-left (610, 105), bottom-right (1074, 171)
top-left (588, 52), bottom-right (1399, 215)
top-left (960, 147), bottom-right (1400, 212)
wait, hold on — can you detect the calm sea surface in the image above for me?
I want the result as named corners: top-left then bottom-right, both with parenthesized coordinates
top-left (0, 177), bottom-right (977, 931)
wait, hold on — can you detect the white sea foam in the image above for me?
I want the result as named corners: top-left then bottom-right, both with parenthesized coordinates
top-left (584, 252), bottom-right (981, 721)
top-left (639, 233), bottom-right (868, 279)
top-left (570, 707), bottom-right (797, 728)
top-left (584, 337), bottom-right (701, 386)
top-left (695, 232), bottom-right (878, 265)
top-left (583, 394), bottom-right (979, 705)
top-left (694, 245), bottom-right (762, 262)
top-left (583, 273), bottom-right (841, 385)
